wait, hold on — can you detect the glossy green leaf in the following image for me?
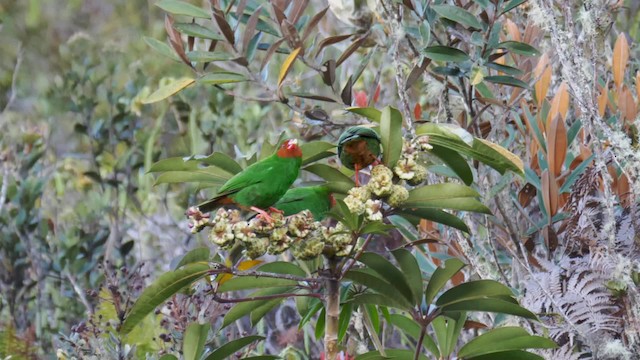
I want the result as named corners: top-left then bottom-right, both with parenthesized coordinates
top-left (186, 51), bottom-right (233, 62)
top-left (424, 258), bottom-right (466, 304)
top-left (144, 37), bottom-right (180, 61)
top-left (346, 107), bottom-right (382, 122)
top-left (358, 252), bottom-right (415, 306)
top-left (301, 141), bottom-right (337, 166)
top-left (379, 106), bottom-right (404, 168)
top-left (404, 184), bottom-right (490, 214)
top-left (156, 0), bottom-right (210, 19)
top-left (497, 41), bottom-right (540, 56)
top-left (250, 296), bottom-right (286, 326)
top-left (391, 249), bottom-right (424, 305)
top-left (304, 164), bottom-right (355, 184)
top-left (467, 350), bottom-right (544, 360)
top-left (173, 23), bottom-right (224, 40)
top-left (355, 349), bottom-right (429, 360)
top-left (183, 322), bottom-right (209, 360)
top-left (486, 62), bottom-right (524, 76)
top-left (350, 293), bottom-right (413, 311)
top-left (424, 46), bottom-right (470, 62)
top-left (338, 302), bottom-right (353, 342)
top-left (389, 315), bottom-right (440, 357)
top-left (429, 145), bottom-right (473, 185)
top-left (153, 168), bottom-right (231, 186)
top-left (222, 287), bottom-right (292, 328)
top-left (315, 307), bottom-right (326, 340)
top-left (198, 72), bottom-right (247, 85)
top-left (242, 357), bottom-right (281, 360)
top-left (159, 355), bottom-right (179, 360)
top-left (458, 327), bottom-right (556, 358)
top-left (502, 0), bottom-right (528, 14)
top-left (395, 208), bottom-right (470, 233)
top-left (149, 157), bottom-right (198, 172)
top-left (299, 299), bottom-right (323, 328)
top-left (431, 4), bottom-right (483, 29)
top-left (257, 261), bottom-right (307, 276)
top-left (360, 221), bottom-right (396, 235)
top-left (204, 335), bottom-right (265, 360)
top-left (441, 298), bottom-right (537, 319)
top-left (436, 280), bottom-right (515, 306)
top-left (143, 77), bottom-right (195, 104)
top-left (217, 276), bottom-right (298, 292)
top-left (196, 152), bottom-right (243, 175)
top-left (175, 247), bottom-right (210, 269)
top-left (484, 75), bottom-right (529, 89)
top-left (344, 269), bottom-right (413, 309)
top-left (432, 312), bottom-right (467, 356)
top-left (559, 154), bottom-right (594, 193)
top-left (121, 263), bottom-right (210, 333)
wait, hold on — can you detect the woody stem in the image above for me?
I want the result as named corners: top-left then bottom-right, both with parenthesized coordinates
top-left (324, 257), bottom-right (341, 360)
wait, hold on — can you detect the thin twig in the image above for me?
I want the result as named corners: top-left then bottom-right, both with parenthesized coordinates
top-left (339, 233), bottom-right (375, 279)
top-left (65, 271), bottom-right (94, 314)
top-left (2, 43), bottom-right (23, 114)
top-left (413, 324), bottom-right (427, 360)
top-left (0, 164), bottom-right (8, 215)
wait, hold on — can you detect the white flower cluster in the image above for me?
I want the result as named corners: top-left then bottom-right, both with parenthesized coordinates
top-left (393, 138), bottom-right (429, 186)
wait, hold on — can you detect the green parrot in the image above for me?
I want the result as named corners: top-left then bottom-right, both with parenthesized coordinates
top-left (273, 185), bottom-right (334, 221)
top-left (337, 126), bottom-right (382, 185)
top-left (197, 139), bottom-right (303, 219)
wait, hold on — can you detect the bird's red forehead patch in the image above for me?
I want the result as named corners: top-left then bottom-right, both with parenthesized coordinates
top-left (277, 139), bottom-right (303, 158)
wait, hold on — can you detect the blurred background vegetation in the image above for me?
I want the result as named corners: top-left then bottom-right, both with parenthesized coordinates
top-left (1, 0), bottom-right (640, 359)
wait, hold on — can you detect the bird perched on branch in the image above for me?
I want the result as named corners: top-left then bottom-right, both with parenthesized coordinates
top-left (337, 126), bottom-right (382, 186)
top-left (198, 139), bottom-right (303, 221)
top-left (273, 185), bottom-right (334, 221)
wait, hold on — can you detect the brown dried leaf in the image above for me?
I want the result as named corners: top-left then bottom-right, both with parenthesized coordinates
top-left (543, 225), bottom-right (558, 252)
top-left (518, 183), bottom-right (537, 208)
top-left (619, 86), bottom-right (637, 124)
top-left (281, 19), bottom-right (302, 49)
top-left (213, 8), bottom-right (235, 45)
top-left (322, 59), bottom-right (336, 86)
top-left (165, 15), bottom-right (193, 68)
top-left (547, 82), bottom-right (569, 129)
top-left (504, 19), bottom-right (521, 42)
top-left (288, 0), bottom-right (308, 25)
top-left (618, 173), bottom-right (631, 207)
top-left (613, 32), bottom-right (629, 89)
top-left (341, 75), bottom-right (353, 105)
top-left (534, 53), bottom-right (551, 107)
top-left (547, 115), bottom-right (568, 177)
top-left (260, 38), bottom-right (286, 70)
top-left (301, 6), bottom-right (329, 42)
top-left (271, 2), bottom-right (287, 27)
top-left (314, 34), bottom-right (352, 57)
top-left (242, 5), bottom-right (262, 55)
top-left (235, 0), bottom-right (248, 18)
top-left (405, 58), bottom-right (431, 90)
top-left (597, 84), bottom-right (608, 117)
top-left (541, 169), bottom-right (558, 218)
top-left (336, 34), bottom-right (368, 67)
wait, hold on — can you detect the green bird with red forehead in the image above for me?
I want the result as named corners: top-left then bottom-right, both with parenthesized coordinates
top-left (337, 126), bottom-right (382, 186)
top-left (198, 139), bottom-right (303, 220)
top-left (273, 185), bottom-right (334, 221)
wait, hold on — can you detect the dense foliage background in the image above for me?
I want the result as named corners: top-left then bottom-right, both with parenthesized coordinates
top-left (1, 0), bottom-right (639, 359)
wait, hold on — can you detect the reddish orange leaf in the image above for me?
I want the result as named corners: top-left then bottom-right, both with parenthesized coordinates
top-left (547, 82), bottom-right (570, 129)
top-left (534, 53), bottom-right (551, 107)
top-left (597, 84), bottom-right (608, 117)
top-left (541, 169), bottom-right (558, 218)
top-left (504, 19), bottom-right (521, 42)
top-left (618, 173), bottom-right (631, 207)
top-left (547, 115), bottom-right (568, 177)
top-left (414, 103), bottom-right (422, 119)
top-left (613, 33), bottom-right (629, 89)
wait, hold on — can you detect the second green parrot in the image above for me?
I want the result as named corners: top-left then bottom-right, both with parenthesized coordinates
top-left (337, 126), bottom-right (382, 185)
top-left (273, 185), bottom-right (334, 221)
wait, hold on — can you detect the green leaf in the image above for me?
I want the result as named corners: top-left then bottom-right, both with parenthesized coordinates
top-left (173, 23), bottom-right (224, 40)
top-left (360, 221), bottom-right (396, 235)
top-left (559, 154), bottom-right (594, 193)
top-left (486, 62), bottom-right (524, 76)
top-left (404, 184), bottom-right (491, 214)
top-left (316, 307), bottom-right (326, 340)
top-left (143, 37), bottom-right (180, 61)
top-left (379, 106), bottom-right (404, 168)
top-left (391, 249), bottom-right (424, 305)
top-left (355, 349), bottom-right (430, 360)
top-left (429, 145), bottom-right (473, 185)
top-left (204, 335), bottom-right (265, 360)
top-left (250, 297), bottom-right (286, 326)
top-left (242, 357), bottom-right (281, 360)
top-left (424, 258), bottom-right (466, 304)
top-left (217, 277), bottom-right (298, 292)
top-left (389, 313), bottom-right (421, 338)
top-left (149, 157), bottom-right (198, 172)
top-left (458, 327), bottom-right (556, 358)
top-left (175, 247), bottom-right (210, 269)
top-left (350, 293), bottom-right (412, 311)
top-left (441, 298), bottom-right (537, 319)
top-left (183, 322), bottom-right (209, 360)
top-left (484, 75), bottom-right (529, 89)
top-left (344, 269), bottom-right (413, 309)
top-left (432, 312), bottom-right (467, 356)
top-left (338, 303), bottom-right (353, 342)
top-left (186, 51), bottom-right (233, 62)
top-left (196, 152), bottom-right (243, 175)
top-left (299, 299), bottom-right (324, 328)
top-left (143, 77), bottom-right (195, 104)
top-left (497, 41), bottom-right (540, 56)
top-left (153, 168), bottom-right (231, 186)
top-left (395, 208), bottom-right (470, 233)
top-left (346, 107), bottom-right (382, 122)
top-left (358, 252), bottom-right (416, 306)
top-left (222, 287), bottom-right (293, 328)
top-left (424, 46), bottom-right (470, 62)
top-left (198, 72), bottom-right (247, 85)
top-left (156, 0), bottom-right (210, 19)
top-left (159, 355), bottom-right (179, 360)
top-left (301, 141), bottom-right (337, 166)
top-left (257, 261), bottom-right (306, 277)
top-left (436, 280), bottom-right (514, 306)
top-left (431, 4), bottom-right (483, 29)
top-left (121, 263), bottom-right (210, 334)
top-left (304, 164), bottom-right (355, 184)
top-left (467, 350), bottom-right (544, 360)
top-left (502, 0), bottom-right (528, 14)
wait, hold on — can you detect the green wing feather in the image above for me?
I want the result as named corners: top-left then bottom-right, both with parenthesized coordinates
top-left (274, 185), bottom-right (332, 221)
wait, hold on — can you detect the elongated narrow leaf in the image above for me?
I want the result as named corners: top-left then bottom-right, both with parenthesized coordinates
top-left (379, 106), bottom-right (404, 168)
top-left (404, 184), bottom-right (490, 214)
top-left (355, 349), bottom-right (429, 360)
top-left (436, 280), bottom-right (514, 306)
top-left (258, 261), bottom-right (306, 276)
top-left (336, 35), bottom-right (368, 67)
top-left (250, 297), bottom-right (287, 326)
top-left (153, 168), bottom-right (232, 185)
top-left (197, 152), bottom-right (243, 175)
top-left (431, 4), bottom-right (483, 29)
top-left (338, 303), bottom-right (353, 342)
top-left (302, 6), bottom-right (329, 41)
top-left (467, 350), bottom-right (544, 360)
top-left (186, 51), bottom-right (233, 62)
top-left (314, 34), bottom-right (352, 57)
top-left (441, 298), bottom-right (537, 319)
top-left (173, 23), bottom-right (224, 40)
top-left (350, 293), bottom-right (413, 311)
top-left (217, 277), bottom-right (298, 292)
top-left (424, 46), bottom-right (470, 62)
top-left (396, 209), bottom-right (469, 233)
top-left (391, 249), bottom-right (424, 305)
top-left (156, 0), bottom-right (210, 18)
top-left (121, 263), bottom-right (210, 333)
top-left (143, 78), bottom-right (195, 104)
top-left (144, 37), bottom-right (180, 61)
top-left (278, 47), bottom-right (302, 86)
top-left (304, 164), bottom-right (354, 184)
top-left (184, 323), bottom-right (209, 360)
top-left (613, 32), bottom-right (629, 89)
top-left (502, 0), bottom-right (527, 13)
top-left (344, 269), bottom-right (412, 308)
top-left (458, 327), bottom-right (556, 358)
top-left (485, 75), bottom-right (529, 89)
top-left (497, 41), bottom-right (540, 56)
top-left (301, 141), bottom-right (337, 165)
top-left (487, 62), bottom-right (524, 76)
top-left (198, 72), bottom-right (247, 85)
top-left (425, 258), bottom-right (465, 304)
top-left (346, 107), bottom-right (382, 122)
top-left (429, 145), bottom-right (473, 185)
top-left (222, 287), bottom-right (293, 328)
top-left (175, 247), bottom-right (210, 269)
top-left (205, 335), bottom-right (265, 360)
top-left (358, 253), bottom-right (416, 306)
